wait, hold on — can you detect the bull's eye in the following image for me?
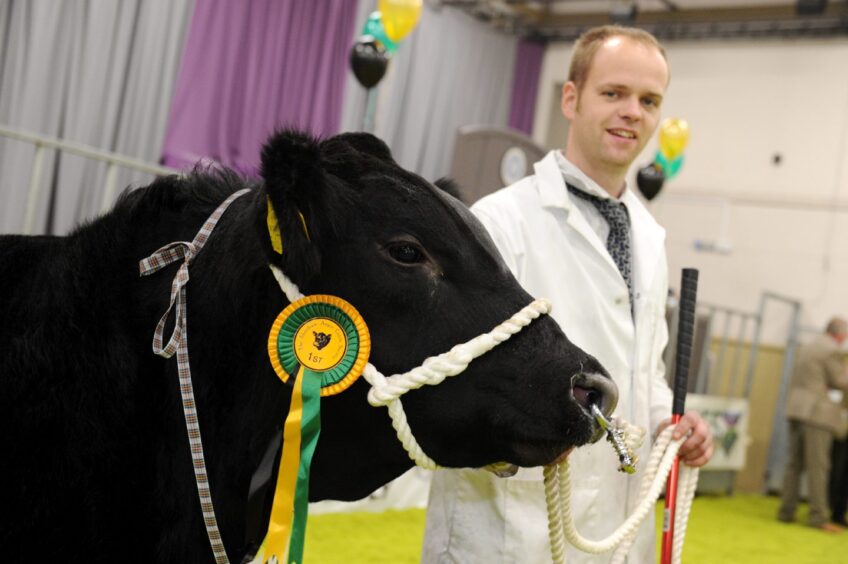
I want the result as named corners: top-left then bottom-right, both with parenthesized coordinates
top-left (387, 242), bottom-right (425, 264)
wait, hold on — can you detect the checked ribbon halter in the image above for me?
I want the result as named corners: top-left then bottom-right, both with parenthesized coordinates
top-left (139, 188), bottom-right (250, 564)
top-left (141, 188), bottom-right (551, 564)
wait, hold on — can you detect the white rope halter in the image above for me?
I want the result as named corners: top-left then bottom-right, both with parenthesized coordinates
top-left (270, 264), bottom-right (551, 470)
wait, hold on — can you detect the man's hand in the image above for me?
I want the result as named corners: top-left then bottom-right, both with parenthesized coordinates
top-left (657, 411), bottom-right (714, 468)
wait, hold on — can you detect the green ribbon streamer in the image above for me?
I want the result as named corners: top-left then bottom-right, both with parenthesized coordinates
top-left (286, 369), bottom-right (322, 564)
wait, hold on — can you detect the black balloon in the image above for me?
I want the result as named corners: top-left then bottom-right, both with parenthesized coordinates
top-left (636, 163), bottom-right (665, 201)
top-left (350, 38), bottom-right (388, 89)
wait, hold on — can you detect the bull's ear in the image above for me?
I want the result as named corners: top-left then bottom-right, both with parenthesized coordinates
top-left (323, 132), bottom-right (394, 164)
top-left (258, 129), bottom-right (324, 286)
top-left (434, 177), bottom-right (463, 201)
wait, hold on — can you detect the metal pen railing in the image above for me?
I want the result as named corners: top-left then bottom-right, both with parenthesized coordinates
top-left (666, 289), bottom-right (807, 493)
top-left (0, 124), bottom-right (179, 234)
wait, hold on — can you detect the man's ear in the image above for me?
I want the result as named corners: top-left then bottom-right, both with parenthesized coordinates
top-left (258, 129), bottom-right (324, 286)
top-left (561, 81), bottom-right (578, 120)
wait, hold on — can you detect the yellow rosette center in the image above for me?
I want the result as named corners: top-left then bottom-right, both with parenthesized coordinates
top-left (293, 318), bottom-right (348, 372)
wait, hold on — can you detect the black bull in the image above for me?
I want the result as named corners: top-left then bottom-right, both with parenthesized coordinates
top-left (0, 130), bottom-right (617, 561)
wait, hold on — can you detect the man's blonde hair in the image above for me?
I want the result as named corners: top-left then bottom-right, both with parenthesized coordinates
top-left (568, 25), bottom-right (667, 92)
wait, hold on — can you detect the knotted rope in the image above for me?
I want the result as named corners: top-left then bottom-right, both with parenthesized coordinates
top-left (140, 188), bottom-right (250, 564)
top-left (544, 425), bottom-right (699, 564)
top-left (270, 264), bottom-right (552, 471)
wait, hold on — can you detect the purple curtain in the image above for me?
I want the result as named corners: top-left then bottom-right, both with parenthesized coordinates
top-left (161, 0), bottom-right (359, 174)
top-left (508, 39), bottom-right (546, 136)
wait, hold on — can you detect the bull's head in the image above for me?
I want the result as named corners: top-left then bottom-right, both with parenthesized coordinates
top-left (256, 130), bottom-right (618, 500)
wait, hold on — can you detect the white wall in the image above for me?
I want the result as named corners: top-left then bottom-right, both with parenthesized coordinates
top-left (535, 38), bottom-right (848, 340)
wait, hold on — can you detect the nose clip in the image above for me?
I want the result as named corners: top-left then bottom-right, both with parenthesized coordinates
top-left (590, 404), bottom-right (638, 474)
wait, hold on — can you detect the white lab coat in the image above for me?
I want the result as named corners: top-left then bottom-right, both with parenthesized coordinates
top-left (422, 151), bottom-right (673, 563)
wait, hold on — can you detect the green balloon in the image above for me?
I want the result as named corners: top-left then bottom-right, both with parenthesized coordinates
top-left (362, 11), bottom-right (399, 54)
top-left (655, 150), bottom-right (684, 179)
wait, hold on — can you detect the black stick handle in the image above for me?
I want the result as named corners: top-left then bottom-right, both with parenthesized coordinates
top-left (673, 268), bottom-right (699, 415)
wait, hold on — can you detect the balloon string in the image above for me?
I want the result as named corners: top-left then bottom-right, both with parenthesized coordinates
top-left (362, 88), bottom-right (378, 133)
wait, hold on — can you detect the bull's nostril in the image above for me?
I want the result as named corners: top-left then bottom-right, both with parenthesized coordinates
top-left (572, 371), bottom-right (619, 418)
top-left (572, 385), bottom-right (602, 410)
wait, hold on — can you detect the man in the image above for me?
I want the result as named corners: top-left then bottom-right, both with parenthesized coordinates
top-left (779, 317), bottom-right (848, 533)
top-left (422, 25), bottom-right (713, 563)
top-left (829, 390), bottom-right (848, 527)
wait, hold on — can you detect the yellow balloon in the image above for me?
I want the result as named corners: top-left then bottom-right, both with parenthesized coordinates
top-left (658, 118), bottom-right (690, 160)
top-left (378, 0), bottom-right (423, 42)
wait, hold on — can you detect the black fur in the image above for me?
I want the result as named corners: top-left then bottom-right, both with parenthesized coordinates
top-left (0, 129), bottom-right (611, 562)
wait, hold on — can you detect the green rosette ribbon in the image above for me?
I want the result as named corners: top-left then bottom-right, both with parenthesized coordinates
top-left (260, 295), bottom-right (370, 564)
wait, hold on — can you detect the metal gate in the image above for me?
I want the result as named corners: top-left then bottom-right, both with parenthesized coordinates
top-left (665, 291), bottom-right (805, 494)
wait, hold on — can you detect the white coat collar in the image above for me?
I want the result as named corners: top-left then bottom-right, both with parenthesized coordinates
top-left (535, 151), bottom-right (572, 210)
top-left (554, 151), bottom-right (615, 200)
top-left (535, 151), bottom-right (621, 282)
top-left (536, 150), bottom-right (625, 210)
top-left (534, 150), bottom-right (666, 298)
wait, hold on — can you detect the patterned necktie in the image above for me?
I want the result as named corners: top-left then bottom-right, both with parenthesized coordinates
top-left (566, 183), bottom-right (633, 309)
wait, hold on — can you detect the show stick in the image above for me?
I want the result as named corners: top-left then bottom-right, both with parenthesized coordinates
top-left (661, 268), bottom-right (699, 564)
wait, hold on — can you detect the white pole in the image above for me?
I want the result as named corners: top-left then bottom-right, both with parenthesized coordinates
top-left (100, 162), bottom-right (119, 213)
top-left (23, 144), bottom-right (46, 235)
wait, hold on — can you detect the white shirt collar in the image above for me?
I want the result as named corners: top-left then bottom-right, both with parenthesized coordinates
top-left (555, 150), bottom-right (629, 202)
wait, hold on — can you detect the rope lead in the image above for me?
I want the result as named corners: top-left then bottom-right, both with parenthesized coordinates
top-left (545, 426), bottom-right (699, 564)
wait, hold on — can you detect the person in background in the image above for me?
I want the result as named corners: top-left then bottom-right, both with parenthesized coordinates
top-left (779, 317), bottom-right (848, 533)
top-left (829, 389), bottom-right (848, 527)
top-left (422, 25), bottom-right (713, 563)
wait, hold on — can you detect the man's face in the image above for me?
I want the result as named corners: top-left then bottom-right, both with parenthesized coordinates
top-left (561, 37), bottom-right (669, 186)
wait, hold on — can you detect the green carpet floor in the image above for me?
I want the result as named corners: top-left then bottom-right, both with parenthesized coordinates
top-left (304, 494), bottom-right (846, 563)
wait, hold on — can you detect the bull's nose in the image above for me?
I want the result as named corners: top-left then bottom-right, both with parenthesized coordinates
top-left (571, 372), bottom-right (618, 423)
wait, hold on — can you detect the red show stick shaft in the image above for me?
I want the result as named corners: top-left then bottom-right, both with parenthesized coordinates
top-left (661, 413), bottom-right (682, 564)
top-left (661, 268), bottom-right (698, 564)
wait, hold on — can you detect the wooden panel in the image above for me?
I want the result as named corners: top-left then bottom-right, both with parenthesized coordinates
top-left (703, 339), bottom-right (785, 492)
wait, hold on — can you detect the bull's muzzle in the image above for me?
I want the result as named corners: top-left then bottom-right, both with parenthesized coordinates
top-left (571, 372), bottom-right (619, 443)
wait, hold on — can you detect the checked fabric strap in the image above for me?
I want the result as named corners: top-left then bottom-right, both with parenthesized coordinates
top-left (139, 188), bottom-right (250, 564)
top-left (567, 183), bottom-right (633, 313)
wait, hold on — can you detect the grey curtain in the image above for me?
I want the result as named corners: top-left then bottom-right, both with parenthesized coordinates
top-left (0, 0), bottom-right (193, 235)
top-left (340, 3), bottom-right (518, 183)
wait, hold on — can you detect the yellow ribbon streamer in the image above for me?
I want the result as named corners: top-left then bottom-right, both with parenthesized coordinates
top-left (264, 366), bottom-right (306, 561)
